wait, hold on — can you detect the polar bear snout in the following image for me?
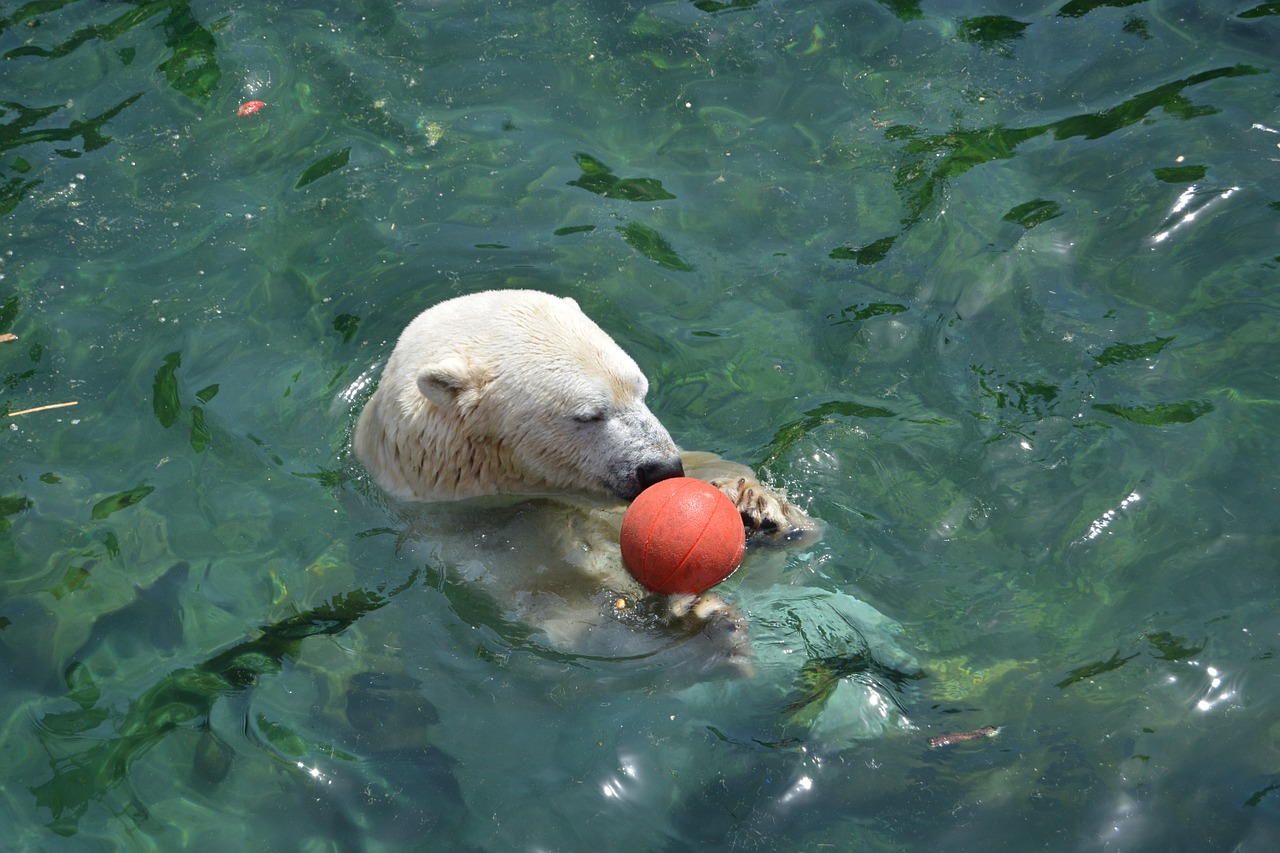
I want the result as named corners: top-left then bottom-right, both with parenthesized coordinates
top-left (629, 454), bottom-right (686, 500)
top-left (606, 450), bottom-right (684, 502)
top-left (591, 404), bottom-right (685, 502)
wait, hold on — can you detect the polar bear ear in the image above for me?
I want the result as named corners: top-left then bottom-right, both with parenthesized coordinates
top-left (417, 357), bottom-right (488, 415)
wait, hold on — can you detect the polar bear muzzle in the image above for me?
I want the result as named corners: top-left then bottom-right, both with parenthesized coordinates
top-left (615, 454), bottom-right (685, 502)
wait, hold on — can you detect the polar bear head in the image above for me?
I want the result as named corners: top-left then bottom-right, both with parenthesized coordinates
top-left (354, 290), bottom-right (685, 503)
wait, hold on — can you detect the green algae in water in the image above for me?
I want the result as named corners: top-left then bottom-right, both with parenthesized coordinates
top-left (295, 147), bottom-right (352, 189)
top-left (554, 224), bottom-right (596, 236)
top-left (0, 493), bottom-right (33, 531)
top-left (1093, 399), bottom-right (1214, 425)
top-left (1144, 631), bottom-right (1206, 662)
top-left (1002, 198), bottom-right (1063, 228)
top-left (151, 351), bottom-right (182, 429)
top-left (1092, 336), bottom-right (1177, 367)
top-left (1055, 648), bottom-right (1140, 689)
top-left (1153, 164), bottom-right (1208, 183)
top-left (829, 303), bottom-right (909, 324)
top-left (333, 314), bottom-right (360, 344)
top-left (89, 484), bottom-right (156, 520)
top-left (692, 1), bottom-right (762, 12)
top-left (957, 15), bottom-right (1031, 49)
top-left (829, 235), bottom-right (895, 264)
top-left (616, 222), bottom-right (693, 270)
top-left (0, 295), bottom-right (19, 332)
top-left (1238, 2), bottom-right (1280, 18)
top-left (188, 405), bottom-right (211, 452)
top-left (762, 400), bottom-right (899, 466)
top-left (879, 0), bottom-right (925, 21)
top-left (567, 152), bottom-right (676, 202)
top-left (1057, 0), bottom-right (1149, 17)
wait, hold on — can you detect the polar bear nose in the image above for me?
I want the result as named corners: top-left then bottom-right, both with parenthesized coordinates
top-left (635, 456), bottom-right (685, 494)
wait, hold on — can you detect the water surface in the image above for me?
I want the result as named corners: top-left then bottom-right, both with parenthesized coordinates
top-left (3, 1), bottom-right (1280, 850)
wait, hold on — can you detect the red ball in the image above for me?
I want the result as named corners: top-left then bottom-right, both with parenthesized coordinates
top-left (620, 477), bottom-right (746, 595)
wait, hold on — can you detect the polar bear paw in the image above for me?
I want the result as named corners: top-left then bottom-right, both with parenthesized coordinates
top-left (666, 591), bottom-right (735, 622)
top-left (711, 476), bottom-right (817, 543)
top-left (664, 591), bottom-right (754, 674)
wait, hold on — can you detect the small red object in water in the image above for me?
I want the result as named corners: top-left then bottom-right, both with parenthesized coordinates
top-left (237, 100), bottom-right (266, 117)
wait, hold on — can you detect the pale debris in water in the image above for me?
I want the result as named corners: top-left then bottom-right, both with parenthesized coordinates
top-left (419, 120), bottom-right (445, 147)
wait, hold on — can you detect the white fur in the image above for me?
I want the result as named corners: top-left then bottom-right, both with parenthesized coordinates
top-left (354, 290), bottom-right (685, 503)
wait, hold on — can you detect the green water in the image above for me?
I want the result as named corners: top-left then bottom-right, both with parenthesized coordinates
top-left (3, 0), bottom-right (1280, 849)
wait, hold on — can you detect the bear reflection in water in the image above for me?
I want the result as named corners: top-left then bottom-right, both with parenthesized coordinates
top-left (353, 289), bottom-right (918, 740)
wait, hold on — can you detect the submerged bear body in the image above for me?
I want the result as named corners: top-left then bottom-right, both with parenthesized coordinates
top-left (353, 290), bottom-right (916, 721)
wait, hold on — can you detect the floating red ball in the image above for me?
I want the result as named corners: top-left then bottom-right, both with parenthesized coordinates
top-left (621, 477), bottom-right (745, 595)
top-left (237, 100), bottom-right (266, 117)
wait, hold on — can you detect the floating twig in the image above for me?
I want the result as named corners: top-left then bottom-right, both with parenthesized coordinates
top-left (8, 400), bottom-right (79, 417)
top-left (3, 335), bottom-right (79, 415)
top-left (928, 725), bottom-right (1001, 748)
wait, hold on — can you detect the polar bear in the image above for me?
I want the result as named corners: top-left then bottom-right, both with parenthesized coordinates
top-left (353, 289), bottom-right (814, 662)
top-left (353, 290), bottom-right (915, 702)
top-left (354, 289), bottom-right (809, 528)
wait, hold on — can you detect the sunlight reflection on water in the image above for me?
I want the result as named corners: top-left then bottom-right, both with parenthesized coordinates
top-left (1151, 184), bottom-right (1241, 246)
